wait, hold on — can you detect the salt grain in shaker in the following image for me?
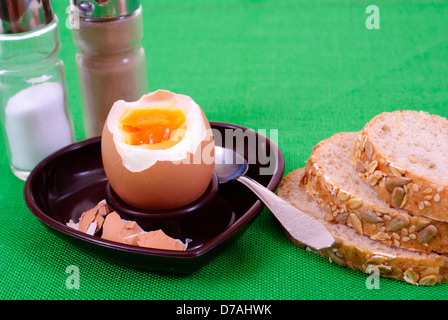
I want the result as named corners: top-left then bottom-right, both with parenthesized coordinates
top-left (70, 0), bottom-right (149, 138)
top-left (0, 0), bottom-right (74, 180)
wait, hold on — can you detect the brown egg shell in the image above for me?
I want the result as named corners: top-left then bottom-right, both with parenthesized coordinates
top-left (101, 114), bottom-right (215, 211)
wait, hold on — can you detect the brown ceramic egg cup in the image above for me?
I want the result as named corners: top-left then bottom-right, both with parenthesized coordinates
top-left (24, 122), bottom-right (285, 273)
top-left (105, 173), bottom-right (220, 219)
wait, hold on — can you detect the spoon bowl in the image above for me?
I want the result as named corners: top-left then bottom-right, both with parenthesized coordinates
top-left (214, 145), bottom-right (248, 184)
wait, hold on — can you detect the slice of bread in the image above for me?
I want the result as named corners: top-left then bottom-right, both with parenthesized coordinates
top-left (303, 132), bottom-right (448, 254)
top-left (351, 110), bottom-right (448, 222)
top-left (277, 168), bottom-right (448, 285)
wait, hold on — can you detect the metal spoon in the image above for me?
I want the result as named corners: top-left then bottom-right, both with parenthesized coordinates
top-left (214, 146), bottom-right (335, 250)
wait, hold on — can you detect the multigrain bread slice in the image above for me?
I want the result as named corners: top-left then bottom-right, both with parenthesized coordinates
top-left (303, 132), bottom-right (448, 254)
top-left (277, 168), bottom-right (448, 286)
top-left (351, 110), bottom-right (448, 222)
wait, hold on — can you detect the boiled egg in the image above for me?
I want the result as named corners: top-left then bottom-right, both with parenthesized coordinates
top-left (101, 89), bottom-right (215, 210)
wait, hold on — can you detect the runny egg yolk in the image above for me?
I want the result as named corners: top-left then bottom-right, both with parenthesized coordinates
top-left (119, 107), bottom-right (187, 150)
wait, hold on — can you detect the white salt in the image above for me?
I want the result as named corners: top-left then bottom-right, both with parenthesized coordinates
top-left (5, 81), bottom-right (73, 172)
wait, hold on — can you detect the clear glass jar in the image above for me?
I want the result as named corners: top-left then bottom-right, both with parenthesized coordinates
top-left (0, 17), bottom-right (74, 180)
top-left (72, 6), bottom-right (148, 138)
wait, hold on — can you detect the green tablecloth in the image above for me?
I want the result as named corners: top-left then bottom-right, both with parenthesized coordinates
top-left (1, 0), bottom-right (448, 300)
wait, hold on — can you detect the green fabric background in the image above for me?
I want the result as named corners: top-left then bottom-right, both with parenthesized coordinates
top-left (1, 0), bottom-right (448, 300)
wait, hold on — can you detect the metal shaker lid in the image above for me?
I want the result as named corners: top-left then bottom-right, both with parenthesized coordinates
top-left (70, 0), bottom-right (141, 20)
top-left (0, 0), bottom-right (54, 34)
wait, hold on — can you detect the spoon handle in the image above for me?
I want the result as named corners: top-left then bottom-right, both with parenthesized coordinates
top-left (237, 175), bottom-right (335, 250)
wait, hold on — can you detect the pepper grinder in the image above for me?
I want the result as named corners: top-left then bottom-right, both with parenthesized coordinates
top-left (71, 0), bottom-right (149, 138)
top-left (0, 0), bottom-right (74, 180)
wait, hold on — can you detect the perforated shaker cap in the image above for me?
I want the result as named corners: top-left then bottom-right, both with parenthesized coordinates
top-left (70, 0), bottom-right (141, 20)
top-left (0, 0), bottom-right (54, 34)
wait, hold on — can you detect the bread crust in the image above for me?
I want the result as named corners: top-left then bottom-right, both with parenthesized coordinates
top-left (351, 111), bottom-right (448, 222)
top-left (277, 168), bottom-right (448, 286)
top-left (304, 132), bottom-right (448, 254)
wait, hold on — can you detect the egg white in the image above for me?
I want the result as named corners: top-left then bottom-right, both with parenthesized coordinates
top-left (106, 90), bottom-right (207, 173)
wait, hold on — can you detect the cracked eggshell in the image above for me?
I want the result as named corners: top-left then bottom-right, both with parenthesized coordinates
top-left (101, 90), bottom-right (215, 210)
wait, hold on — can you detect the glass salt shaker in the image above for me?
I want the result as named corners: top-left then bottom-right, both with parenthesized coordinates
top-left (0, 0), bottom-right (74, 180)
top-left (70, 0), bottom-right (149, 138)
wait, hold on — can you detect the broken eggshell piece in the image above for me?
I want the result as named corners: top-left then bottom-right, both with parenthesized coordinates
top-left (66, 200), bottom-right (110, 235)
top-left (101, 89), bottom-right (215, 210)
top-left (66, 200), bottom-right (189, 251)
top-left (100, 211), bottom-right (189, 251)
top-left (101, 211), bottom-right (145, 246)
